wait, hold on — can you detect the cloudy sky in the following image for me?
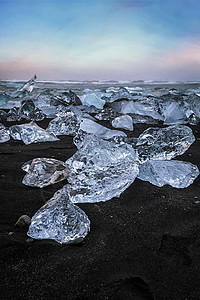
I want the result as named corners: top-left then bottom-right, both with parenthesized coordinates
top-left (0, 0), bottom-right (200, 81)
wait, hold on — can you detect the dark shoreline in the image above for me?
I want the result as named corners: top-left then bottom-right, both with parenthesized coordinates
top-left (0, 118), bottom-right (200, 299)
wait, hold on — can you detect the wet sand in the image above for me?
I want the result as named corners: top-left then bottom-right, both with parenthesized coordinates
top-left (0, 117), bottom-right (200, 299)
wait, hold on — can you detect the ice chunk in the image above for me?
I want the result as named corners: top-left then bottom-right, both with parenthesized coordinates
top-left (107, 87), bottom-right (133, 102)
top-left (80, 118), bottom-right (126, 140)
top-left (9, 75), bottom-right (37, 98)
top-left (95, 107), bottom-right (121, 121)
top-left (47, 110), bottom-right (80, 136)
top-left (129, 113), bottom-right (160, 124)
top-left (137, 125), bottom-right (195, 163)
top-left (0, 123), bottom-right (10, 143)
top-left (56, 90), bottom-right (82, 106)
top-left (9, 121), bottom-right (59, 145)
top-left (107, 97), bottom-right (163, 121)
top-left (159, 101), bottom-right (187, 125)
top-left (65, 133), bottom-right (139, 203)
top-left (0, 110), bottom-right (7, 122)
top-left (18, 99), bottom-right (45, 121)
top-left (138, 160), bottom-right (199, 188)
top-left (22, 158), bottom-right (71, 188)
top-left (80, 93), bottom-right (105, 109)
top-left (112, 115), bottom-right (134, 131)
top-left (27, 187), bottom-right (90, 244)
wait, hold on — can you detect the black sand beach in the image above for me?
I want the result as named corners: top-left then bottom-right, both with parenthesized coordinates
top-left (0, 115), bottom-right (200, 299)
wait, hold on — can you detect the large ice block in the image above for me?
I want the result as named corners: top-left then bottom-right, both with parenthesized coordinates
top-left (9, 121), bottom-right (59, 145)
top-left (137, 125), bottom-right (195, 163)
top-left (138, 160), bottom-right (199, 188)
top-left (22, 158), bottom-right (71, 188)
top-left (65, 133), bottom-right (139, 203)
top-left (0, 123), bottom-right (10, 143)
top-left (112, 115), bottom-right (134, 131)
top-left (80, 93), bottom-right (105, 109)
top-left (27, 187), bottom-right (90, 244)
top-left (56, 90), bottom-right (82, 106)
top-left (80, 118), bottom-right (126, 140)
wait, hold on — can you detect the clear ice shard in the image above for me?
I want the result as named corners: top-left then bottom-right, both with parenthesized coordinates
top-left (27, 187), bottom-right (90, 244)
top-left (47, 110), bottom-right (80, 136)
top-left (55, 90), bottom-right (82, 106)
top-left (65, 132), bottom-right (139, 203)
top-left (9, 121), bottom-right (59, 145)
top-left (22, 158), bottom-right (71, 188)
top-left (138, 160), bottom-right (199, 188)
top-left (9, 75), bottom-right (37, 98)
top-left (137, 125), bottom-right (195, 163)
top-left (0, 123), bottom-right (10, 143)
top-left (160, 102), bottom-right (187, 125)
top-left (18, 99), bottom-right (45, 121)
top-left (112, 115), bottom-right (134, 131)
top-left (79, 118), bottom-right (127, 140)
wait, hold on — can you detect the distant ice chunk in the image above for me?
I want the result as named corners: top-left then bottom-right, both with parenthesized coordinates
top-left (22, 158), bottom-right (71, 188)
top-left (137, 125), bottom-right (195, 163)
top-left (65, 133), bottom-right (139, 203)
top-left (80, 118), bottom-right (126, 140)
top-left (138, 160), bottom-right (199, 188)
top-left (9, 121), bottom-right (59, 145)
top-left (9, 75), bottom-right (37, 98)
top-left (27, 187), bottom-right (90, 244)
top-left (112, 115), bottom-right (134, 131)
top-left (0, 123), bottom-right (10, 143)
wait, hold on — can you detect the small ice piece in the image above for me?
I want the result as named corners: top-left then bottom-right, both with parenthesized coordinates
top-left (137, 125), bottom-right (195, 163)
top-left (112, 115), bottom-right (134, 131)
top-left (0, 110), bottom-right (7, 122)
top-left (80, 118), bottom-right (126, 140)
top-left (27, 187), bottom-right (90, 244)
top-left (95, 107), bottom-right (121, 121)
top-left (0, 123), bottom-right (10, 143)
top-left (138, 160), bottom-right (199, 188)
top-left (9, 121), bottom-right (59, 145)
top-left (129, 113), bottom-right (160, 124)
top-left (10, 75), bottom-right (37, 98)
top-left (22, 158), bottom-right (71, 188)
top-left (161, 102), bottom-right (187, 125)
top-left (47, 111), bottom-right (80, 136)
top-left (65, 133), bottom-right (139, 203)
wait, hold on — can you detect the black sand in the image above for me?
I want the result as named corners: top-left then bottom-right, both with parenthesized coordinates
top-left (0, 118), bottom-right (200, 299)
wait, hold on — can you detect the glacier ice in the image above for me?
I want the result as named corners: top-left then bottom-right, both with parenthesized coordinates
top-left (27, 187), bottom-right (90, 244)
top-left (80, 93), bottom-right (105, 109)
top-left (79, 118), bottom-right (127, 140)
top-left (22, 158), bottom-right (71, 188)
top-left (112, 115), bottom-right (134, 131)
top-left (138, 160), bottom-right (199, 188)
top-left (0, 123), bottom-right (10, 143)
top-left (65, 133), bottom-right (139, 203)
top-left (137, 125), bottom-right (195, 163)
top-left (18, 99), bottom-right (45, 121)
top-left (47, 110), bottom-right (80, 136)
top-left (9, 75), bottom-right (37, 98)
top-left (55, 90), bottom-right (82, 106)
top-left (9, 121), bottom-right (59, 145)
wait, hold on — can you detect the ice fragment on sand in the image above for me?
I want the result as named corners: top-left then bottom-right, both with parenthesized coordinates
top-left (9, 121), bottom-right (59, 145)
top-left (112, 115), bottom-right (134, 131)
top-left (0, 123), bottom-right (10, 143)
top-left (55, 90), bottom-right (82, 106)
top-left (47, 111), bottom-right (80, 136)
top-left (80, 93), bottom-right (105, 109)
top-left (95, 107), bottom-right (121, 121)
top-left (65, 133), bottom-right (139, 203)
top-left (18, 99), bottom-right (45, 121)
top-left (22, 158), bottom-right (71, 188)
top-left (80, 118), bottom-right (126, 140)
top-left (27, 188), bottom-right (90, 244)
top-left (137, 125), bottom-right (195, 163)
top-left (138, 160), bottom-right (199, 188)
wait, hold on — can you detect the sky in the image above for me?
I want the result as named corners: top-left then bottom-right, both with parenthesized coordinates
top-left (0, 0), bottom-right (200, 81)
